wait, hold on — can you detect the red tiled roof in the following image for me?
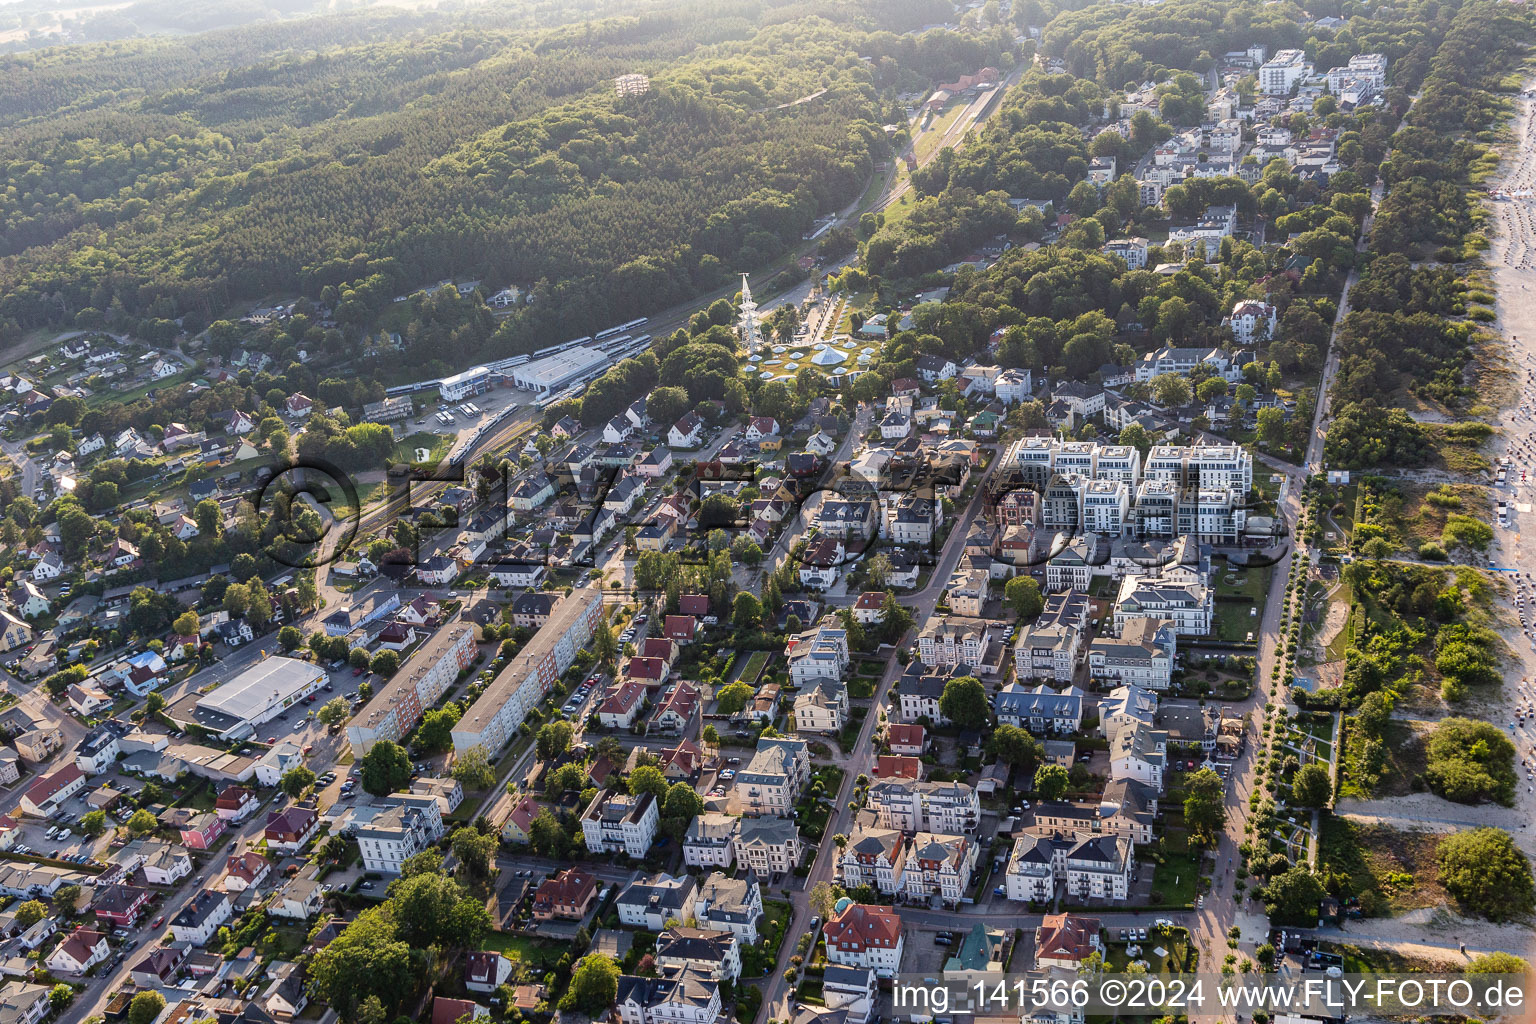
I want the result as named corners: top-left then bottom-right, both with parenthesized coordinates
top-left (599, 681), bottom-right (646, 716)
top-left (431, 996), bottom-right (483, 1024)
top-left (27, 764), bottom-right (83, 805)
top-left (873, 755), bottom-right (921, 780)
top-left (640, 637), bottom-right (674, 662)
top-left (1036, 913), bottom-right (1102, 962)
top-left (825, 904), bottom-right (901, 951)
top-left (624, 656), bottom-right (667, 680)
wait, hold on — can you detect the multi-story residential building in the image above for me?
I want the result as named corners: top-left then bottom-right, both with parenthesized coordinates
top-left (868, 779), bottom-right (979, 833)
top-left (683, 813), bottom-right (738, 869)
top-left (900, 832), bottom-right (977, 905)
top-left (20, 764), bottom-right (85, 818)
top-left (1228, 300), bottom-right (1277, 344)
top-left (617, 874), bottom-right (698, 930)
top-left (897, 672), bottom-right (946, 724)
top-left (580, 790), bottom-right (659, 858)
top-left (348, 626), bottom-right (477, 756)
top-left (616, 966), bottom-right (720, 1024)
top-left (889, 496), bottom-right (938, 546)
top-left (169, 890), bottom-right (231, 946)
top-left (1005, 832), bottom-right (1135, 903)
top-left (824, 903), bottom-right (904, 978)
top-left (1176, 487), bottom-right (1249, 542)
top-left (917, 617), bottom-right (989, 670)
top-left (74, 722), bottom-right (128, 775)
top-left (1260, 48), bottom-right (1314, 93)
top-left (1101, 237), bottom-right (1149, 270)
top-left (946, 568), bottom-right (990, 618)
top-left (656, 927), bottom-right (741, 982)
top-left (1133, 480), bottom-right (1180, 538)
top-left (840, 826), bottom-right (907, 894)
top-left (816, 499), bottom-right (878, 541)
top-left (1098, 685), bottom-right (1159, 736)
top-left (533, 867), bottom-right (599, 921)
top-left (735, 816), bottom-right (802, 878)
top-left (787, 627), bottom-right (850, 684)
top-left (793, 677), bottom-right (848, 734)
top-left (1113, 574), bottom-right (1212, 636)
top-left (454, 589), bottom-right (603, 755)
top-left (357, 802), bottom-right (442, 873)
top-left (1134, 346), bottom-right (1236, 383)
top-left (1324, 52), bottom-right (1387, 93)
top-left (1034, 914), bottom-right (1104, 970)
top-left (1040, 474), bottom-right (1086, 531)
top-left (1063, 833), bottom-right (1136, 900)
top-left (993, 684), bottom-right (1084, 734)
top-left (1031, 777), bottom-right (1159, 845)
top-left (1014, 622), bottom-right (1079, 688)
top-left (1109, 719), bottom-right (1168, 789)
top-left (1089, 619), bottom-right (1176, 689)
top-left (1082, 479), bottom-right (1130, 535)
top-left (1143, 444), bottom-right (1252, 496)
top-left (693, 872), bottom-right (764, 943)
top-left (994, 368), bottom-right (1034, 405)
top-left (737, 738), bottom-right (810, 816)
top-left (1166, 205), bottom-right (1238, 259)
top-left (1045, 533), bottom-right (1101, 592)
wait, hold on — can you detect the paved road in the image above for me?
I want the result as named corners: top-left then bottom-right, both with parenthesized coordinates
top-left (0, 437), bottom-right (40, 499)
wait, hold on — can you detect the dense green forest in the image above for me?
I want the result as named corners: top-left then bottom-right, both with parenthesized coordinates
top-left (0, 0), bottom-right (1008, 362)
top-left (1323, 0), bottom-right (1531, 468)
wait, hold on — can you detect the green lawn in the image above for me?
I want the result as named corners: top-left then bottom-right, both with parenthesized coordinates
top-left (742, 900), bottom-right (793, 977)
top-left (737, 651), bottom-right (770, 684)
top-left (390, 431), bottom-right (452, 466)
top-left (479, 932), bottom-right (568, 966)
top-left (1212, 562), bottom-right (1271, 642)
top-left (1105, 927), bottom-right (1194, 974)
top-left (1150, 830), bottom-right (1201, 909)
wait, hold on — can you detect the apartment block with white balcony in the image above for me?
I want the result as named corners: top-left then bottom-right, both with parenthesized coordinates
top-left (581, 790), bottom-right (660, 858)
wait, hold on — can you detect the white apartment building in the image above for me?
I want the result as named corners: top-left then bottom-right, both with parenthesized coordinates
top-left (1229, 300), bottom-right (1277, 345)
top-left (1114, 573), bottom-right (1213, 637)
top-left (1005, 832), bottom-right (1136, 902)
top-left (1260, 49), bottom-right (1314, 94)
top-left (1325, 53), bottom-right (1386, 94)
top-left (683, 813), bottom-right (738, 869)
top-left (917, 618), bottom-right (989, 670)
top-left (357, 800), bottom-right (444, 873)
top-left (868, 779), bottom-right (980, 833)
top-left (738, 738), bottom-right (810, 816)
top-left (994, 368), bottom-right (1034, 405)
top-left (1109, 719), bottom-right (1168, 789)
top-left (581, 790), bottom-right (660, 858)
top-left (1102, 237), bottom-right (1149, 270)
top-left (787, 626), bottom-right (850, 684)
top-left (1143, 444), bottom-right (1252, 496)
top-left (1089, 619), bottom-right (1177, 690)
top-left (616, 967), bottom-right (720, 1024)
top-left (1082, 479), bottom-right (1130, 535)
top-left (824, 904), bottom-right (904, 979)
